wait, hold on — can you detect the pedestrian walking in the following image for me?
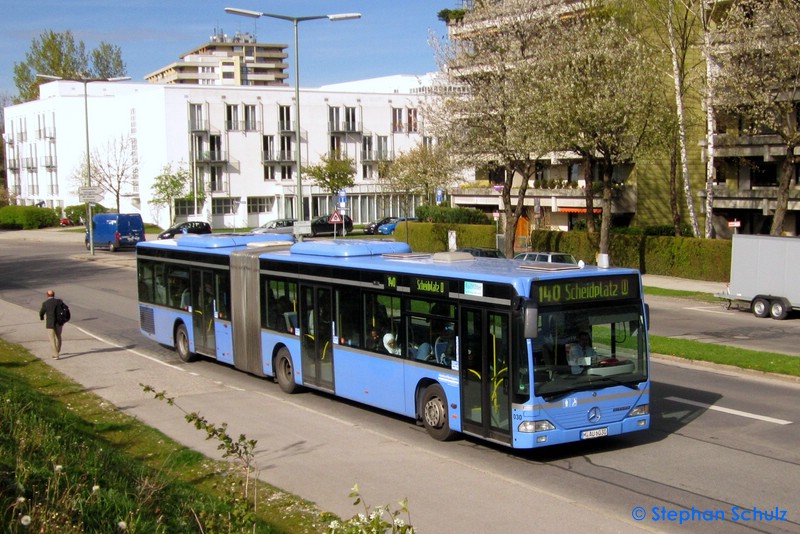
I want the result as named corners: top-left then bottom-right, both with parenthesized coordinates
top-left (39, 289), bottom-right (67, 359)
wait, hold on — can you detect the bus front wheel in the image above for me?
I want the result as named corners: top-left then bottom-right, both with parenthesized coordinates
top-left (421, 384), bottom-right (456, 441)
top-left (175, 324), bottom-right (196, 362)
top-left (275, 348), bottom-right (298, 394)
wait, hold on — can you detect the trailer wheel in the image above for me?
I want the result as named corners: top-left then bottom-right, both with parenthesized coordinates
top-left (752, 297), bottom-right (770, 319)
top-left (770, 299), bottom-right (789, 320)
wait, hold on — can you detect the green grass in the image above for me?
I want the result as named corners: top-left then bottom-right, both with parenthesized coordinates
top-left (649, 334), bottom-right (800, 377)
top-left (643, 286), bottom-right (721, 304)
top-left (0, 339), bottom-right (331, 533)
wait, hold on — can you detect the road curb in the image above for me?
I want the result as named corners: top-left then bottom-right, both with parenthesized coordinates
top-left (653, 353), bottom-right (800, 386)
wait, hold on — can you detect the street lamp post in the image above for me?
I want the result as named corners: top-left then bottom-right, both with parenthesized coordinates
top-left (36, 74), bottom-right (130, 255)
top-left (225, 7), bottom-right (361, 222)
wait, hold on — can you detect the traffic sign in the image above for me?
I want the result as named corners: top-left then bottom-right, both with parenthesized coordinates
top-left (728, 220), bottom-right (741, 228)
top-left (79, 186), bottom-right (104, 196)
top-left (329, 210), bottom-right (344, 224)
top-left (338, 189), bottom-right (347, 208)
top-left (79, 186), bottom-right (105, 203)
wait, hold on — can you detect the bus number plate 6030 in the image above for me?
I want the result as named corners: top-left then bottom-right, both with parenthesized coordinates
top-left (581, 428), bottom-right (608, 440)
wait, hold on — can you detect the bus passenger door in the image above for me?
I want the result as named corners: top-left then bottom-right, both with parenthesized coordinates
top-left (191, 269), bottom-right (216, 357)
top-left (460, 307), bottom-right (511, 443)
top-left (300, 285), bottom-right (334, 391)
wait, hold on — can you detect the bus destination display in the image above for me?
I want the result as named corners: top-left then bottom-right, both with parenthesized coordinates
top-left (535, 275), bottom-right (638, 305)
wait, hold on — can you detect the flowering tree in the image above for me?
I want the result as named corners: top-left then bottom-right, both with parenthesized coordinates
top-left (709, 0), bottom-right (800, 235)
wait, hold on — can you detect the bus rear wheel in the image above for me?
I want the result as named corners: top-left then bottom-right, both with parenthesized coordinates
top-left (175, 324), bottom-right (196, 362)
top-left (421, 384), bottom-right (456, 441)
top-left (275, 348), bottom-right (298, 394)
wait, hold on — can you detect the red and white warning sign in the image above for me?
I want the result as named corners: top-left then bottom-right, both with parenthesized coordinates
top-left (328, 210), bottom-right (344, 224)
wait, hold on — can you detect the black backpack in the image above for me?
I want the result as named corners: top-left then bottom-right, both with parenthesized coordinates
top-left (56, 300), bottom-right (71, 325)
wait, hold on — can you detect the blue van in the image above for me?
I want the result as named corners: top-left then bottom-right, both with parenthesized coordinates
top-left (86, 213), bottom-right (145, 252)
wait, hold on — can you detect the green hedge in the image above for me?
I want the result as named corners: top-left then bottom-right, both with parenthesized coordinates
top-left (0, 205), bottom-right (60, 229)
top-left (527, 230), bottom-right (731, 281)
top-left (404, 224), bottom-right (731, 282)
top-left (397, 222), bottom-right (496, 251)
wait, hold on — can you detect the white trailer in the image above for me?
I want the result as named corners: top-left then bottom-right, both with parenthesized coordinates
top-left (716, 234), bottom-right (800, 320)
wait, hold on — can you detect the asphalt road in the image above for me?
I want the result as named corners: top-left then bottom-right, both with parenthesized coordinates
top-left (1, 229), bottom-right (799, 532)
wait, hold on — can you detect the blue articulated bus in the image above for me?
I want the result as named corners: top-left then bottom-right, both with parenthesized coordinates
top-left (136, 234), bottom-right (650, 448)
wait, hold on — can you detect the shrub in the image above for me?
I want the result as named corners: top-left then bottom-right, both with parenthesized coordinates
top-left (415, 205), bottom-right (492, 225)
top-left (0, 205), bottom-right (60, 229)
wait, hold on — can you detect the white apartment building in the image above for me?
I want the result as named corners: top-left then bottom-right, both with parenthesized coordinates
top-left (3, 77), bottom-right (432, 229)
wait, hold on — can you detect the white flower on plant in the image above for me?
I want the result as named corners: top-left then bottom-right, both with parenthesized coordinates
top-left (92, 485), bottom-right (100, 493)
top-left (117, 520), bottom-right (128, 530)
top-left (16, 496), bottom-right (25, 503)
top-left (20, 515), bottom-right (31, 526)
top-left (54, 465), bottom-right (63, 473)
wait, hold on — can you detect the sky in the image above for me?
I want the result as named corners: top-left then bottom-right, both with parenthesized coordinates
top-left (0, 1), bottom-right (452, 99)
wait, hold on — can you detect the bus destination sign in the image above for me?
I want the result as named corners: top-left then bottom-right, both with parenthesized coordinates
top-left (410, 276), bottom-right (448, 296)
top-left (534, 275), bottom-right (638, 306)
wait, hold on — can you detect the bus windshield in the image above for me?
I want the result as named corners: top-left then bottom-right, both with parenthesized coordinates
top-left (532, 302), bottom-right (647, 400)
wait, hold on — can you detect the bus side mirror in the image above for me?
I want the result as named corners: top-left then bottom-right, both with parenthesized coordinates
top-left (523, 303), bottom-right (538, 339)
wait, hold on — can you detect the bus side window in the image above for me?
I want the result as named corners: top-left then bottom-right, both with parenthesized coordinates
top-left (336, 288), bottom-right (361, 346)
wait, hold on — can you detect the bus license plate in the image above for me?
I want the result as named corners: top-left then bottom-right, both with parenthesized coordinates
top-left (581, 428), bottom-right (608, 440)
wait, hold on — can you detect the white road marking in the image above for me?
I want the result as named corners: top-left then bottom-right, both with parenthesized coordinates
top-left (685, 306), bottom-right (733, 316)
top-left (665, 396), bottom-right (792, 425)
top-left (75, 325), bottom-right (185, 370)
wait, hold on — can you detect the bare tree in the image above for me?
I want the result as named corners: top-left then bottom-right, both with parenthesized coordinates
top-left (709, 0), bottom-right (800, 235)
top-left (90, 134), bottom-right (138, 213)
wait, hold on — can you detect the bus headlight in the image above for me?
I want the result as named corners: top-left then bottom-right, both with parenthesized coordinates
top-left (628, 404), bottom-right (649, 417)
top-left (518, 420), bottom-right (555, 433)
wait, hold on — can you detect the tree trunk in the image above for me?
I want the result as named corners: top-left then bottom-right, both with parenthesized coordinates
top-left (583, 157), bottom-right (596, 233)
top-left (668, 0), bottom-right (700, 238)
top-left (670, 142), bottom-right (681, 236)
top-left (702, 0), bottom-right (716, 239)
top-left (770, 148), bottom-right (796, 235)
top-left (599, 158), bottom-right (613, 256)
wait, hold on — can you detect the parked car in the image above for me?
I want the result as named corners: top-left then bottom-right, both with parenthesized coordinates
top-left (514, 251), bottom-right (577, 264)
top-left (310, 214), bottom-right (353, 236)
top-left (252, 218), bottom-right (297, 235)
top-left (364, 216), bottom-right (398, 235)
top-left (376, 217), bottom-right (416, 235)
top-left (86, 213), bottom-right (145, 252)
top-left (158, 221), bottom-right (212, 239)
top-left (458, 247), bottom-right (505, 258)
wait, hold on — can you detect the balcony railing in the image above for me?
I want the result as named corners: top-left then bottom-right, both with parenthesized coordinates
top-left (23, 157), bottom-right (36, 170)
top-left (361, 150), bottom-right (392, 162)
top-left (329, 120), bottom-right (362, 134)
top-left (42, 156), bottom-right (57, 168)
top-left (195, 150), bottom-right (228, 163)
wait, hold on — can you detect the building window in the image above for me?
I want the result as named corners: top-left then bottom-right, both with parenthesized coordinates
top-left (264, 165), bottom-right (276, 181)
top-left (407, 108), bottom-right (418, 133)
top-left (392, 108), bottom-right (404, 133)
top-left (279, 105), bottom-right (292, 131)
top-left (344, 106), bottom-right (357, 131)
top-left (212, 197), bottom-right (237, 214)
top-left (226, 104), bottom-right (239, 131)
top-left (210, 166), bottom-right (224, 192)
top-left (423, 136), bottom-right (434, 149)
top-left (189, 104), bottom-right (204, 130)
top-left (280, 135), bottom-right (292, 161)
top-left (281, 165), bottom-right (293, 180)
top-left (244, 104), bottom-right (257, 131)
top-left (175, 199), bottom-right (200, 216)
top-left (247, 196), bottom-right (276, 214)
